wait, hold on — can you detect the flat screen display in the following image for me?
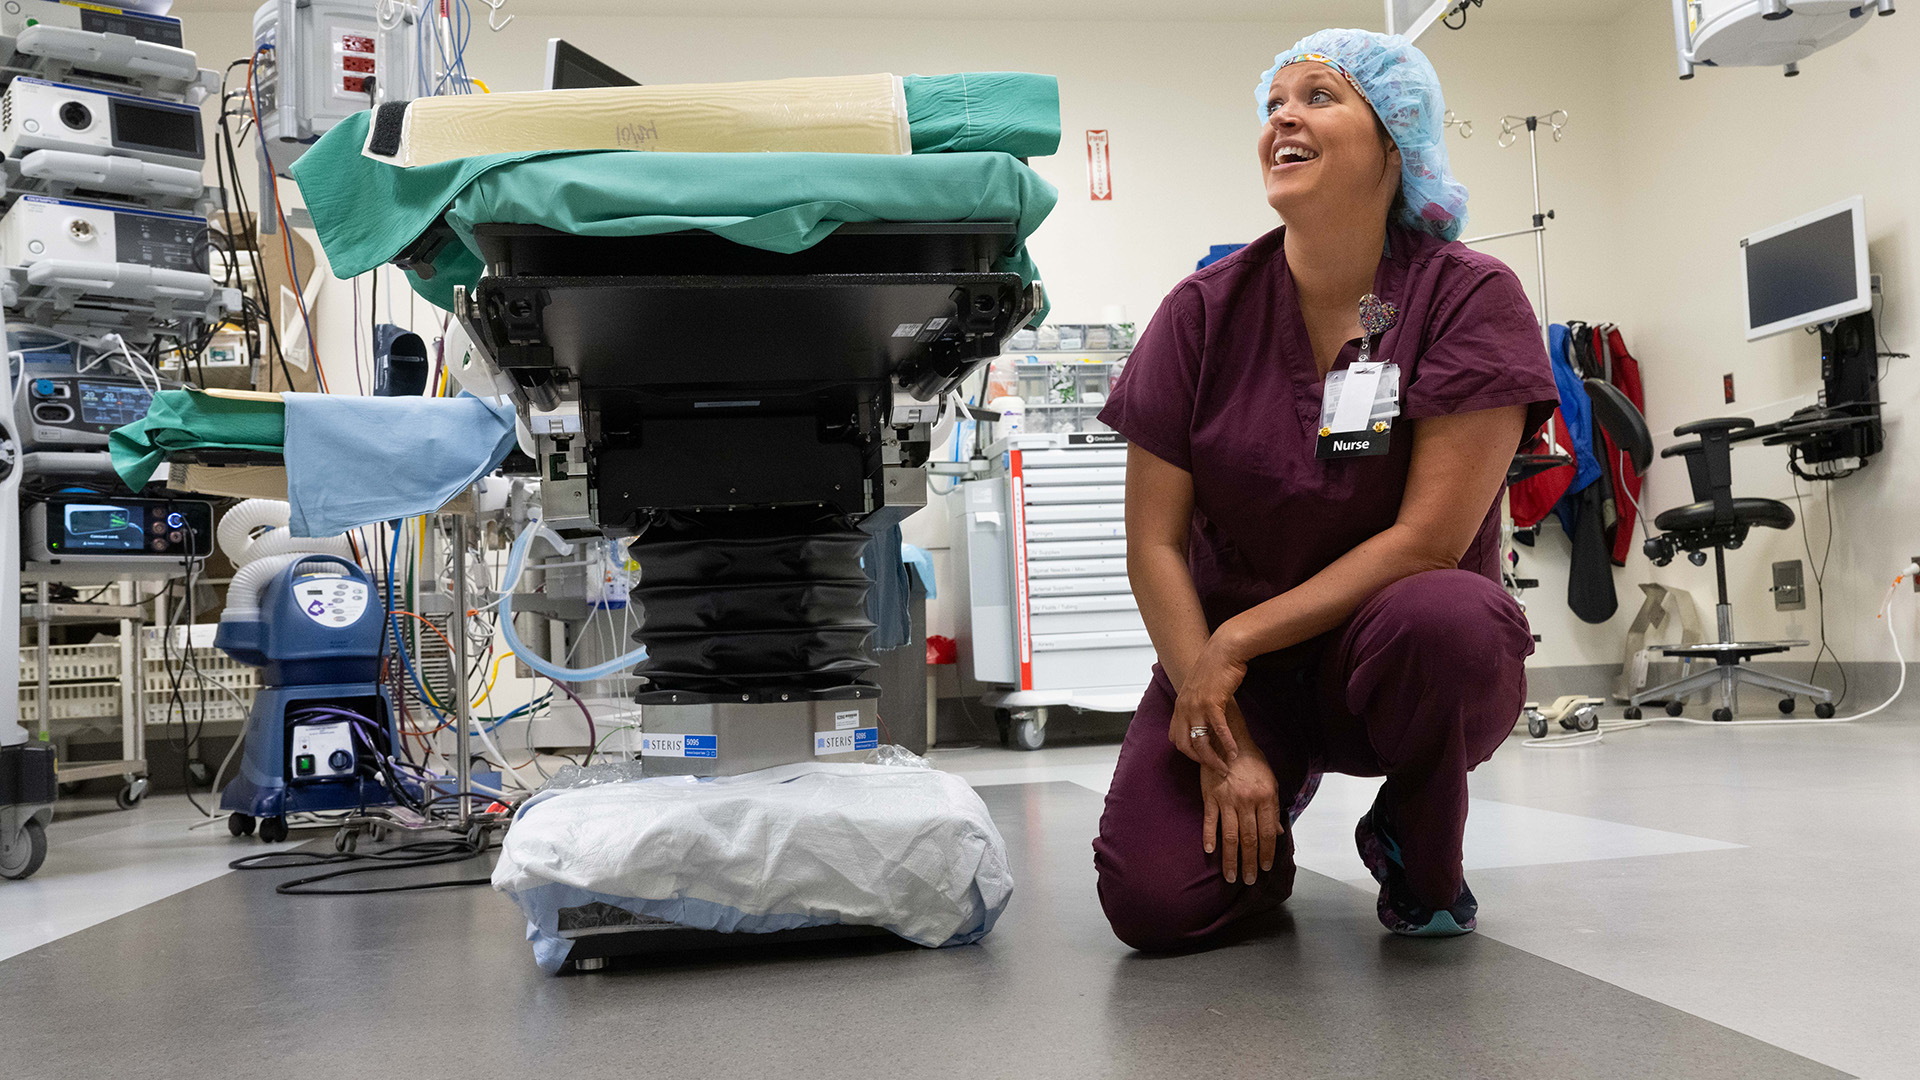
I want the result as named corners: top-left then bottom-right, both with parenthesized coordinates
top-left (77, 381), bottom-right (154, 427)
top-left (111, 98), bottom-right (203, 157)
top-left (63, 504), bottom-right (143, 550)
top-left (1746, 209), bottom-right (1858, 332)
top-left (546, 40), bottom-right (638, 90)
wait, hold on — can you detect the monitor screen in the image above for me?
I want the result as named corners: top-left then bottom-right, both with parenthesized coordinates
top-left (1742, 197), bottom-right (1869, 340)
top-left (545, 40), bottom-right (638, 90)
top-left (77, 381), bottom-right (154, 427)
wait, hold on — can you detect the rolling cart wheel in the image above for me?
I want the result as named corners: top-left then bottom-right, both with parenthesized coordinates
top-left (994, 708), bottom-right (1013, 747)
top-left (114, 778), bottom-right (147, 810)
top-left (258, 816), bottom-right (289, 844)
top-left (227, 813), bottom-right (255, 837)
top-left (1526, 713), bottom-right (1548, 740)
top-left (1623, 706), bottom-right (1643, 720)
top-left (368, 823), bottom-right (389, 843)
top-left (333, 828), bottom-right (357, 854)
top-left (1665, 700), bottom-right (1687, 717)
top-left (1814, 702), bottom-right (1836, 719)
top-left (1778, 697), bottom-right (1796, 715)
top-left (1573, 707), bottom-right (1600, 733)
top-left (1712, 707), bottom-right (1733, 723)
top-left (0, 819), bottom-right (48, 881)
top-left (1011, 714), bottom-right (1045, 751)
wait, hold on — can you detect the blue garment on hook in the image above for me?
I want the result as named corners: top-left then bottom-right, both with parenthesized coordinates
top-left (1546, 323), bottom-right (1603, 535)
top-left (284, 391), bottom-right (517, 537)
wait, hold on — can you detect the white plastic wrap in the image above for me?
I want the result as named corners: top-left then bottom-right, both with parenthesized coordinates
top-left (493, 759), bottom-right (1012, 972)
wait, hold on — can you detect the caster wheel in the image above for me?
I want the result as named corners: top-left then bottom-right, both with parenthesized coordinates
top-left (257, 816), bottom-right (289, 844)
top-left (114, 778), bottom-right (147, 810)
top-left (993, 708), bottom-right (1013, 748)
top-left (0, 819), bottom-right (48, 881)
top-left (574, 956), bottom-right (608, 973)
top-left (333, 828), bottom-right (357, 854)
top-left (367, 823), bottom-right (389, 843)
top-left (1526, 713), bottom-right (1548, 739)
top-left (1814, 702), bottom-right (1836, 719)
top-left (57, 781), bottom-right (85, 797)
top-left (1778, 697), bottom-right (1796, 715)
top-left (1712, 707), bottom-right (1733, 723)
top-left (1665, 700), bottom-right (1686, 717)
top-left (1011, 715), bottom-right (1045, 751)
top-left (1623, 706), bottom-right (1643, 720)
top-left (227, 813), bottom-right (255, 837)
top-left (1573, 707), bottom-right (1600, 733)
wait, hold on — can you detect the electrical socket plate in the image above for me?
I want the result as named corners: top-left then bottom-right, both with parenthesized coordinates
top-left (1872, 273), bottom-right (1883, 296)
top-left (1912, 555), bottom-right (1919, 591)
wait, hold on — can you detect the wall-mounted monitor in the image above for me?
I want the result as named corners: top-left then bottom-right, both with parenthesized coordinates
top-left (1741, 195), bottom-right (1870, 342)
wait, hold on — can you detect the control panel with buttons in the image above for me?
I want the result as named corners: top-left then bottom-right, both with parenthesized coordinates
top-left (294, 573), bottom-right (371, 629)
top-left (289, 720), bottom-right (355, 782)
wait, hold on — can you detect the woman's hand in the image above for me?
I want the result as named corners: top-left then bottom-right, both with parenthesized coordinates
top-left (1168, 636), bottom-right (1250, 773)
top-left (1200, 747), bottom-right (1282, 885)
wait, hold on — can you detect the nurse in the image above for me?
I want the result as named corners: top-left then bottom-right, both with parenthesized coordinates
top-left (1092, 29), bottom-right (1560, 945)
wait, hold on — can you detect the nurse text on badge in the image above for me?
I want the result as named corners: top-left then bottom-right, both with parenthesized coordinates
top-left (1316, 360), bottom-right (1401, 460)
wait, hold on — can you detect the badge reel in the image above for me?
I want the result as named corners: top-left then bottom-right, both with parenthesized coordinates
top-left (1316, 293), bottom-right (1401, 461)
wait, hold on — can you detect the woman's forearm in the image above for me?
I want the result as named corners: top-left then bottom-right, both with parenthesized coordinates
top-left (1128, 542), bottom-right (1214, 693)
top-left (1210, 522), bottom-right (1448, 666)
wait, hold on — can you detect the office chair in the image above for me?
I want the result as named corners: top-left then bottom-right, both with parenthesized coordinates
top-left (1629, 413), bottom-right (1835, 721)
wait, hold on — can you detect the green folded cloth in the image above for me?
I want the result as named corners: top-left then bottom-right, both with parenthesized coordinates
top-left (904, 72), bottom-right (1061, 157)
top-left (108, 389), bottom-right (286, 490)
top-left (291, 103), bottom-right (1059, 318)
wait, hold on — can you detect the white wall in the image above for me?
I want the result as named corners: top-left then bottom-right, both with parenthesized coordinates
top-left (1593, 6), bottom-right (1920, 671)
top-left (170, 5), bottom-right (1918, 683)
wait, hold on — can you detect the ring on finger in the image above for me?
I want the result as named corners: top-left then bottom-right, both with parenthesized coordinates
top-left (1188, 726), bottom-right (1210, 741)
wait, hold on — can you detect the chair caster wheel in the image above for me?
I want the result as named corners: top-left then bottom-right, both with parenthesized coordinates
top-left (1778, 697), bottom-right (1796, 715)
top-left (1526, 711), bottom-right (1548, 739)
top-left (227, 813), bottom-right (255, 837)
top-left (1665, 700), bottom-right (1686, 717)
top-left (333, 827), bottom-right (358, 854)
top-left (1814, 702), bottom-right (1836, 719)
top-left (1712, 707), bottom-right (1733, 723)
top-left (258, 816), bottom-right (289, 844)
top-left (115, 778), bottom-right (147, 810)
top-left (1623, 706), bottom-right (1643, 720)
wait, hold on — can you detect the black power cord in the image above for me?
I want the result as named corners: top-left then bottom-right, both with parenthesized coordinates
top-left (229, 834), bottom-right (500, 895)
top-left (1792, 472), bottom-right (1849, 708)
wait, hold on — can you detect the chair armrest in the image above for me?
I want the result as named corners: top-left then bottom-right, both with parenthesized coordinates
top-left (1672, 417), bottom-right (1754, 438)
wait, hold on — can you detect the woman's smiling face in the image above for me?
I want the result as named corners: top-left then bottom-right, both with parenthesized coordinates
top-left (1258, 62), bottom-right (1401, 225)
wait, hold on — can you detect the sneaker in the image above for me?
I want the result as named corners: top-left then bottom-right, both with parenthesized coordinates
top-left (1354, 798), bottom-right (1477, 937)
top-left (1289, 771), bottom-right (1323, 826)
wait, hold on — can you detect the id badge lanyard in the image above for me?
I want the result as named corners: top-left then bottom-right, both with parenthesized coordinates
top-left (1316, 293), bottom-right (1402, 461)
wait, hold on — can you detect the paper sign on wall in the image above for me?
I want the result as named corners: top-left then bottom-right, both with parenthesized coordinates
top-left (1087, 130), bottom-right (1112, 201)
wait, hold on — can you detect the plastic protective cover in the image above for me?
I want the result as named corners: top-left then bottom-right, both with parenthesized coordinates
top-left (369, 74), bottom-right (910, 167)
top-left (493, 758), bottom-right (1013, 973)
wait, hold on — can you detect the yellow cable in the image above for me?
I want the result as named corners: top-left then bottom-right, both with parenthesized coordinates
top-left (473, 651), bottom-right (515, 711)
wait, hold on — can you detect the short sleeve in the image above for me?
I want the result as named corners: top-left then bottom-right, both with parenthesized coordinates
top-left (1400, 262), bottom-right (1560, 445)
top-left (1097, 287), bottom-right (1203, 471)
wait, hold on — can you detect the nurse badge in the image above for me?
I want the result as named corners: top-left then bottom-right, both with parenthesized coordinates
top-left (1315, 293), bottom-right (1403, 461)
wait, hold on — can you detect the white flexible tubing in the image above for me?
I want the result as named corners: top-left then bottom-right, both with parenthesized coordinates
top-left (497, 513), bottom-right (649, 682)
top-left (1524, 566), bottom-right (1915, 749)
top-left (221, 553), bottom-right (310, 621)
top-left (217, 499), bottom-right (353, 567)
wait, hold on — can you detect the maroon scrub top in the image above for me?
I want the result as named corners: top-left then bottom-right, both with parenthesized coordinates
top-left (1097, 224), bottom-right (1559, 671)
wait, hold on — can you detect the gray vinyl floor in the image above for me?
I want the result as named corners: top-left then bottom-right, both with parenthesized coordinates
top-left (6, 706), bottom-right (1920, 1079)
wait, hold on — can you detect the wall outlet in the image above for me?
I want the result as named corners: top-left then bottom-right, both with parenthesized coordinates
top-left (1912, 556), bottom-right (1919, 591)
top-left (1771, 560), bottom-right (1805, 610)
top-left (1872, 273), bottom-right (1883, 296)
top-left (1723, 372), bottom-right (1735, 403)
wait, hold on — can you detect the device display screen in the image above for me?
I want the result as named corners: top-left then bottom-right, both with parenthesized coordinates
top-left (79, 9), bottom-right (184, 48)
top-left (110, 98), bottom-right (203, 158)
top-left (46, 498), bottom-right (214, 556)
top-left (77, 381), bottom-right (153, 427)
top-left (62, 504), bottom-right (143, 550)
top-left (1746, 209), bottom-right (1858, 332)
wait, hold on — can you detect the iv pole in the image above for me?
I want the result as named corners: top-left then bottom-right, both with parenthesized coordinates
top-left (1461, 109), bottom-right (1569, 343)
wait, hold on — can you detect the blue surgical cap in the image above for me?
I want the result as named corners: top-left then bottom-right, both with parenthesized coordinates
top-left (1256, 28), bottom-right (1469, 242)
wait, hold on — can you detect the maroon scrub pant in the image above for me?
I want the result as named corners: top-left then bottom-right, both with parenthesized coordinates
top-left (1092, 569), bottom-right (1533, 951)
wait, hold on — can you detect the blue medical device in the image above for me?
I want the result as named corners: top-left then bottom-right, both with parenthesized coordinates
top-left (216, 554), bottom-right (406, 843)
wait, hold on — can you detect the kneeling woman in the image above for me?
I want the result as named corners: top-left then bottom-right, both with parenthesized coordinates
top-left (1092, 29), bottom-right (1559, 945)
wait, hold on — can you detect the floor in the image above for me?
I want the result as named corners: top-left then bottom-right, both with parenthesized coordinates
top-left (5, 709), bottom-right (1918, 1079)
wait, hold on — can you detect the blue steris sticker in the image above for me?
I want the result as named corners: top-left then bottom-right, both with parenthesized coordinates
top-left (639, 733), bottom-right (718, 759)
top-left (814, 728), bottom-right (880, 756)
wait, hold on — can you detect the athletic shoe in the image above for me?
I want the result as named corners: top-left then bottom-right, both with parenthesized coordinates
top-left (1354, 798), bottom-right (1478, 937)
